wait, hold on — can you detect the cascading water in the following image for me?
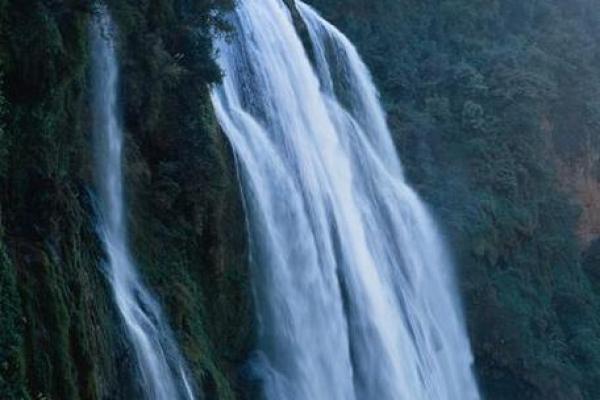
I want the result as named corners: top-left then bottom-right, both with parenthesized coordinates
top-left (90, 8), bottom-right (196, 400)
top-left (211, 0), bottom-right (480, 399)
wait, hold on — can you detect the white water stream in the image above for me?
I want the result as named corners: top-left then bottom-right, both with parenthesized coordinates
top-left (91, 8), bottom-right (196, 400)
top-left (211, 1), bottom-right (480, 399)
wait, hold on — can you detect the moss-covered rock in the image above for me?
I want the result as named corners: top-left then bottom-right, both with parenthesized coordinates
top-left (0, 0), bottom-right (251, 399)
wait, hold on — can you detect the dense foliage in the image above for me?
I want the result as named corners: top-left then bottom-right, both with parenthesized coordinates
top-left (306, 0), bottom-right (600, 398)
top-left (0, 1), bottom-right (251, 399)
top-left (2, 0), bottom-right (600, 399)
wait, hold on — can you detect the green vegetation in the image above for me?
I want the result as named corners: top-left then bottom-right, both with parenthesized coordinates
top-left (0, 0), bottom-right (250, 399)
top-left (0, 222), bottom-right (29, 400)
top-left (2, 0), bottom-right (600, 399)
top-left (107, 2), bottom-right (253, 397)
top-left (306, 0), bottom-right (600, 398)
top-left (0, 2), bottom-right (137, 399)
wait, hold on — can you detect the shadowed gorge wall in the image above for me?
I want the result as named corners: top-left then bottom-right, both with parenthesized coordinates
top-left (0, 1), bottom-right (251, 399)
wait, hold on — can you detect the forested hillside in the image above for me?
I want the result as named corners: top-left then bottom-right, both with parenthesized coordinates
top-left (1, 0), bottom-right (600, 399)
top-left (0, 1), bottom-right (252, 399)
top-left (307, 0), bottom-right (600, 398)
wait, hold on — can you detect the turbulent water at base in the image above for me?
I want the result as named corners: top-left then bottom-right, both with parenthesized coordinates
top-left (211, 0), bottom-right (480, 399)
top-left (90, 9), bottom-right (196, 400)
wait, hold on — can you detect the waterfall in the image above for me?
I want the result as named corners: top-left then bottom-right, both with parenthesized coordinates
top-left (90, 8), bottom-right (196, 400)
top-left (210, 0), bottom-right (480, 399)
